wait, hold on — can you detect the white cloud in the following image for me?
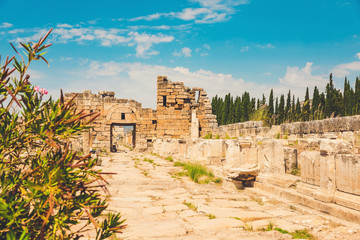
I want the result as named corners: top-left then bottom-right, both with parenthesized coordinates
top-left (128, 25), bottom-right (171, 31)
top-left (10, 26), bottom-right (174, 58)
top-left (130, 32), bottom-right (174, 57)
top-left (256, 43), bottom-right (275, 49)
top-left (129, 13), bottom-right (164, 21)
top-left (127, 0), bottom-right (248, 24)
top-left (27, 69), bottom-right (47, 82)
top-left (264, 72), bottom-right (271, 76)
top-left (331, 61), bottom-right (360, 78)
top-left (176, 8), bottom-right (210, 20)
top-left (57, 23), bottom-right (72, 28)
top-left (356, 53), bottom-right (360, 60)
top-left (173, 47), bottom-right (192, 57)
top-left (8, 29), bottom-right (24, 34)
top-left (279, 62), bottom-right (327, 88)
top-left (203, 43), bottom-right (210, 50)
top-left (60, 57), bottom-right (73, 61)
top-left (240, 46), bottom-right (249, 52)
top-left (0, 22), bottom-right (13, 28)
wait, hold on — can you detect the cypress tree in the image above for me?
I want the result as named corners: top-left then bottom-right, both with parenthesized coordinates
top-left (268, 89), bottom-right (274, 116)
top-left (222, 93), bottom-right (231, 124)
top-left (261, 94), bottom-right (266, 107)
top-left (302, 87), bottom-right (310, 121)
top-left (325, 73), bottom-right (335, 117)
top-left (285, 90), bottom-right (291, 122)
top-left (355, 76), bottom-right (360, 114)
top-left (217, 98), bottom-right (224, 125)
top-left (312, 86), bottom-right (320, 119)
top-left (278, 94), bottom-right (285, 124)
top-left (234, 96), bottom-right (242, 123)
top-left (241, 92), bottom-right (251, 122)
top-left (295, 98), bottom-right (301, 121)
top-left (251, 97), bottom-right (256, 113)
top-left (291, 95), bottom-right (295, 122)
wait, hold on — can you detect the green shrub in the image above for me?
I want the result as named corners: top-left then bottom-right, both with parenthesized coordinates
top-left (173, 161), bottom-right (219, 184)
top-left (165, 156), bottom-right (174, 162)
top-left (203, 132), bottom-right (213, 139)
top-left (183, 200), bottom-right (197, 211)
top-left (0, 29), bottom-right (125, 239)
top-left (291, 229), bottom-right (315, 239)
top-left (291, 167), bottom-right (301, 176)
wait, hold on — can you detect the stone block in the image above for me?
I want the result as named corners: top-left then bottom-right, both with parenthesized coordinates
top-left (284, 147), bottom-right (298, 173)
top-left (225, 140), bottom-right (241, 168)
top-left (258, 140), bottom-right (284, 174)
top-left (320, 154), bottom-right (336, 195)
top-left (319, 139), bottom-right (353, 156)
top-left (299, 151), bottom-right (320, 186)
top-left (335, 154), bottom-right (360, 196)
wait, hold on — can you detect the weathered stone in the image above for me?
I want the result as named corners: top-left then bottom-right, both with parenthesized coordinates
top-left (335, 154), bottom-right (360, 196)
top-left (284, 147), bottom-right (297, 173)
top-left (299, 151), bottom-right (320, 186)
top-left (227, 164), bottom-right (260, 181)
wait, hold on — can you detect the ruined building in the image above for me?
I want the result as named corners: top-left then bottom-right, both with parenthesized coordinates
top-left (66, 75), bottom-right (360, 224)
top-left (65, 76), bottom-right (217, 152)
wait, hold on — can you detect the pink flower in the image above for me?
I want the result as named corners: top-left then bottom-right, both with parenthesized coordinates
top-left (34, 86), bottom-right (48, 95)
top-left (42, 89), bottom-right (48, 95)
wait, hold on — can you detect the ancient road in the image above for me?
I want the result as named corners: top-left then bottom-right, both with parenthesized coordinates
top-left (94, 151), bottom-right (360, 240)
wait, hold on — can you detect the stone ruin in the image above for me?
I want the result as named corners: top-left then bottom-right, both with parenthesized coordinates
top-left (66, 75), bottom-right (360, 224)
top-left (65, 76), bottom-right (217, 153)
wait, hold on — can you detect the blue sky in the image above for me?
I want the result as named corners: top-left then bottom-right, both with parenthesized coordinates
top-left (1, 0), bottom-right (360, 108)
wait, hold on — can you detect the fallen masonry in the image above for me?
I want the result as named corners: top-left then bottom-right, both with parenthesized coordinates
top-left (66, 75), bottom-right (360, 227)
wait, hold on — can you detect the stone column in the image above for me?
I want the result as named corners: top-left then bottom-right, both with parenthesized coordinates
top-left (191, 109), bottom-right (199, 138)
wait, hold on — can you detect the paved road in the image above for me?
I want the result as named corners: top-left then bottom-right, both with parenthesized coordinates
top-left (95, 151), bottom-right (360, 240)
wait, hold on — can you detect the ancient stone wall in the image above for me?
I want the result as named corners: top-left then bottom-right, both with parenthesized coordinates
top-left (65, 90), bottom-right (157, 153)
top-left (151, 136), bottom-right (360, 223)
top-left (156, 76), bottom-right (218, 138)
top-left (281, 116), bottom-right (360, 136)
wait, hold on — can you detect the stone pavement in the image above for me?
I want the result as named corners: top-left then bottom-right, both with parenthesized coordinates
top-left (94, 151), bottom-right (360, 240)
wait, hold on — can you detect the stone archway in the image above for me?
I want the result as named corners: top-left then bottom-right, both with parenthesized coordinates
top-left (105, 105), bottom-right (141, 152)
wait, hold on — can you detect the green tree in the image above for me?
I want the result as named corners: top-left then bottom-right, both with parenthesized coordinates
top-left (285, 90), bottom-right (291, 122)
top-left (234, 96), bottom-right (241, 123)
top-left (291, 95), bottom-right (296, 122)
top-left (241, 92), bottom-right (251, 122)
top-left (275, 97), bottom-right (279, 123)
top-left (343, 77), bottom-right (354, 116)
top-left (268, 89), bottom-right (274, 117)
top-left (278, 94), bottom-right (285, 124)
top-left (0, 30), bottom-right (125, 239)
top-left (312, 86), bottom-right (320, 119)
top-left (221, 93), bottom-right (231, 124)
top-left (355, 76), bottom-right (360, 114)
top-left (325, 73), bottom-right (335, 117)
top-left (295, 98), bottom-right (301, 121)
top-left (302, 87), bottom-right (310, 121)
top-left (261, 94), bottom-right (266, 106)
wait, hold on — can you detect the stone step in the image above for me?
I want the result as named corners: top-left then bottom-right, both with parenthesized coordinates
top-left (256, 173), bottom-right (300, 189)
top-left (250, 180), bottom-right (360, 225)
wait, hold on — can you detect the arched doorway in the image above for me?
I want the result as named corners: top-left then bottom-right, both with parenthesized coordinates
top-left (110, 123), bottom-right (136, 152)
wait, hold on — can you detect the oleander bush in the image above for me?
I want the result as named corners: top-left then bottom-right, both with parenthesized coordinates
top-left (0, 29), bottom-right (125, 239)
